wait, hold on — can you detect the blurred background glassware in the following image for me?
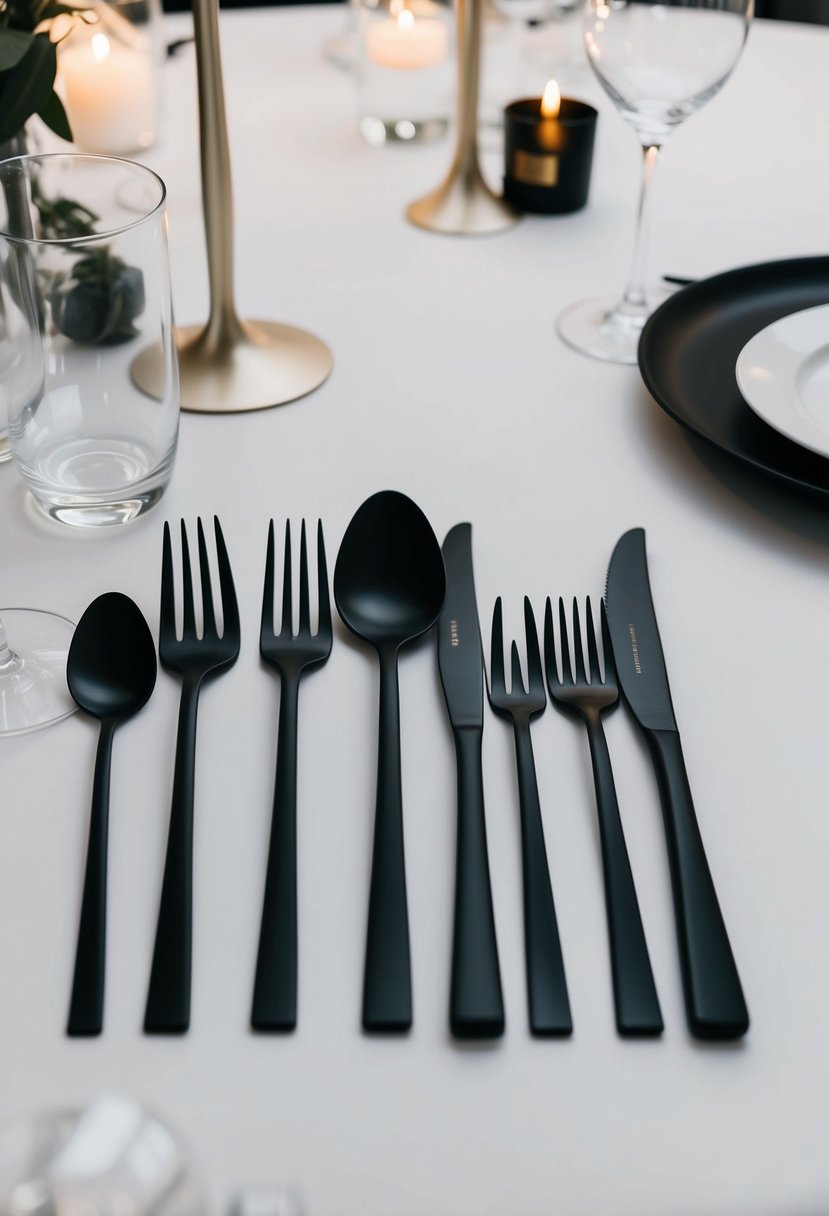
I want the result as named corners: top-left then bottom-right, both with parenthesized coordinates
top-left (56, 0), bottom-right (164, 156)
top-left (520, 0), bottom-right (587, 95)
top-left (354, 0), bottom-right (454, 146)
top-left (0, 153), bottom-right (179, 527)
top-left (0, 1098), bottom-right (208, 1216)
top-left (557, 0), bottom-right (752, 364)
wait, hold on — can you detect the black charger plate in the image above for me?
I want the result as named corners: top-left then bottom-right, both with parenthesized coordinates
top-left (638, 256), bottom-right (829, 499)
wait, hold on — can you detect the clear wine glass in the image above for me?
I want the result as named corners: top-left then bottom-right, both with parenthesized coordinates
top-left (0, 609), bottom-right (76, 735)
top-left (557, 0), bottom-right (753, 364)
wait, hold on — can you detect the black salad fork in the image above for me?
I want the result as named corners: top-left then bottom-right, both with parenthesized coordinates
top-left (252, 520), bottom-right (332, 1032)
top-left (144, 517), bottom-right (241, 1034)
top-left (488, 597), bottom-right (571, 1036)
top-left (545, 597), bottom-right (662, 1036)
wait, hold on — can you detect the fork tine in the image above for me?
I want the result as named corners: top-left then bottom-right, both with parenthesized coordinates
top-left (524, 598), bottom-right (544, 697)
top-left (280, 520), bottom-right (293, 637)
top-left (572, 598), bottom-right (587, 685)
top-left (490, 598), bottom-right (506, 695)
top-left (316, 520), bottom-right (331, 641)
top-left (298, 520), bottom-right (310, 636)
top-left (600, 599), bottom-right (617, 684)
top-left (510, 640), bottom-right (526, 696)
top-left (214, 516), bottom-right (239, 638)
top-left (558, 597), bottom-right (572, 685)
top-left (160, 521), bottom-right (174, 638)
top-left (261, 520), bottom-right (276, 644)
top-left (197, 518), bottom-right (216, 638)
top-left (543, 597), bottom-right (560, 688)
top-left (180, 520), bottom-right (196, 639)
top-left (585, 595), bottom-right (602, 684)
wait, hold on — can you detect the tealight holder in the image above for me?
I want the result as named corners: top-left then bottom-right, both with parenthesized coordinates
top-left (503, 89), bottom-right (597, 214)
top-left (354, 0), bottom-right (453, 147)
top-left (57, 0), bottom-right (164, 156)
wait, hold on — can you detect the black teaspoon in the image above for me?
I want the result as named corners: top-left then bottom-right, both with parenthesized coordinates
top-left (66, 593), bottom-right (156, 1037)
top-left (334, 491), bottom-right (446, 1032)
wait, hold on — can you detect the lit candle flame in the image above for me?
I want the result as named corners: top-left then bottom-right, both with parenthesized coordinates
top-left (541, 79), bottom-right (561, 120)
top-left (398, 7), bottom-right (415, 29)
top-left (91, 31), bottom-right (110, 63)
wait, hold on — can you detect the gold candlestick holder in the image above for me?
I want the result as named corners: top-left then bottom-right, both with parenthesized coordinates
top-left (407, 0), bottom-right (518, 236)
top-left (133, 0), bottom-right (333, 413)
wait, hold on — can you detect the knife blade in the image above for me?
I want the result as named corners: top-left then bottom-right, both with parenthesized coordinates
top-left (605, 527), bottom-right (749, 1040)
top-left (438, 523), bottom-right (504, 1038)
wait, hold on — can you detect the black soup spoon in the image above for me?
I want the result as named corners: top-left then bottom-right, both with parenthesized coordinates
top-left (66, 592), bottom-right (157, 1036)
top-left (334, 491), bottom-right (446, 1031)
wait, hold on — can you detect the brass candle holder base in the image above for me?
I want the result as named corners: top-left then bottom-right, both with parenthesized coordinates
top-left (173, 320), bottom-right (332, 414)
top-left (407, 165), bottom-right (518, 236)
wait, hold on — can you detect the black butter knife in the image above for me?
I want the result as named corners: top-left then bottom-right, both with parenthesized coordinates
top-left (605, 528), bottom-right (749, 1040)
top-left (438, 524), bottom-right (505, 1039)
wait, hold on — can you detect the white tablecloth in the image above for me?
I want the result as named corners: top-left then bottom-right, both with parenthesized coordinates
top-left (3, 8), bottom-right (829, 1214)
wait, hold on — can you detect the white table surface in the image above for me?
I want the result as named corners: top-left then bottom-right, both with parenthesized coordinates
top-left (3, 8), bottom-right (829, 1214)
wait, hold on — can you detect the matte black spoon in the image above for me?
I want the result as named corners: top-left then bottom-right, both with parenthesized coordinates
top-left (334, 491), bottom-right (446, 1032)
top-left (66, 592), bottom-right (156, 1037)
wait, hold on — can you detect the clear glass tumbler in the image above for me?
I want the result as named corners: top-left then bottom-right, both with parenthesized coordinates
top-left (0, 154), bottom-right (179, 527)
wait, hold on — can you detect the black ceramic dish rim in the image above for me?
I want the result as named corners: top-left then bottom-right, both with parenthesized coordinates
top-left (637, 254), bottom-right (829, 501)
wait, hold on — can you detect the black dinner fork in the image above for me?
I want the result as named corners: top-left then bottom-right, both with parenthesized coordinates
top-left (252, 520), bottom-right (332, 1032)
top-left (144, 517), bottom-right (241, 1034)
top-left (545, 597), bottom-right (663, 1036)
top-left (488, 597), bottom-right (571, 1036)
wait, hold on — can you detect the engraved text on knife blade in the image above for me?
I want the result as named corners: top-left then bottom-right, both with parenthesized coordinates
top-left (450, 619), bottom-right (459, 647)
top-left (628, 623), bottom-right (642, 673)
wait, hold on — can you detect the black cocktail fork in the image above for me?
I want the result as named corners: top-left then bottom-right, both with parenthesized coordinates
top-left (252, 520), bottom-right (332, 1032)
top-left (545, 597), bottom-right (662, 1036)
top-left (487, 597), bottom-right (571, 1036)
top-left (144, 517), bottom-right (240, 1034)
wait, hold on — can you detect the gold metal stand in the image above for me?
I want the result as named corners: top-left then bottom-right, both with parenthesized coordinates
top-left (407, 0), bottom-right (518, 236)
top-left (134, 0), bottom-right (333, 413)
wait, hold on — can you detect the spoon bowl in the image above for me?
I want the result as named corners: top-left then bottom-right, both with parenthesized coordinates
top-left (334, 490), bottom-right (445, 1031)
top-left (66, 592), bottom-right (157, 1037)
top-left (68, 593), bottom-right (157, 722)
top-left (334, 491), bottom-right (446, 651)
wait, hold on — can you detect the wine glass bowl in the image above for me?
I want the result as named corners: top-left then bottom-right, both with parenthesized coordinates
top-left (558, 0), bottom-right (752, 364)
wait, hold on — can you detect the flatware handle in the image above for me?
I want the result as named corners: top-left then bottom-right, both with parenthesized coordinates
top-left (252, 675), bottom-right (300, 1031)
top-left (586, 720), bottom-right (662, 1036)
top-left (514, 723), bottom-right (571, 1036)
top-left (144, 676), bottom-right (201, 1034)
top-left (67, 720), bottom-right (116, 1037)
top-left (363, 652), bottom-right (411, 1032)
top-left (450, 726), bottom-right (504, 1039)
top-left (646, 727), bottom-right (749, 1039)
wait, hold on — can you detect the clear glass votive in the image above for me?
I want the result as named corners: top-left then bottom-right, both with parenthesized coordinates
top-left (0, 154), bottom-right (179, 527)
top-left (354, 0), bottom-right (453, 146)
top-left (57, 0), bottom-right (164, 156)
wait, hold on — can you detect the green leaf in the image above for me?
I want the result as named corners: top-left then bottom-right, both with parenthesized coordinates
top-left (0, 33), bottom-right (55, 144)
top-left (37, 84), bottom-right (72, 140)
top-left (0, 28), bottom-right (33, 68)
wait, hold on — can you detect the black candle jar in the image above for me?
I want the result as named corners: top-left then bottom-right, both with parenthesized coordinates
top-left (503, 97), bottom-right (598, 215)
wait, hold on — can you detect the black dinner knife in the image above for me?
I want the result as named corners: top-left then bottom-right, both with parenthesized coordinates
top-left (438, 523), bottom-right (505, 1039)
top-left (604, 528), bottom-right (749, 1040)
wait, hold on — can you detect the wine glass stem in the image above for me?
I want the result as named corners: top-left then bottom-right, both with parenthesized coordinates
top-left (620, 143), bottom-right (661, 316)
top-left (0, 618), bottom-right (22, 675)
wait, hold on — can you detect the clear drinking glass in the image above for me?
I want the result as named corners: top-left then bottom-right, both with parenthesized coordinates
top-left (0, 1098), bottom-right (208, 1215)
top-left (0, 154), bottom-right (179, 526)
top-left (557, 0), bottom-right (753, 364)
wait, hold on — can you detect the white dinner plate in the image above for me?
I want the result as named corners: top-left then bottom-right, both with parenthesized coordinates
top-left (736, 303), bottom-right (829, 459)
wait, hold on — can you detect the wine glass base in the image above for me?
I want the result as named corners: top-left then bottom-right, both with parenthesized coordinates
top-left (556, 291), bottom-right (670, 365)
top-left (0, 609), bottom-right (76, 736)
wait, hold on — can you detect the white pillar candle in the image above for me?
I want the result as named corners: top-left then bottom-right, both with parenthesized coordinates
top-left (60, 31), bottom-right (156, 155)
top-left (366, 7), bottom-right (448, 70)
